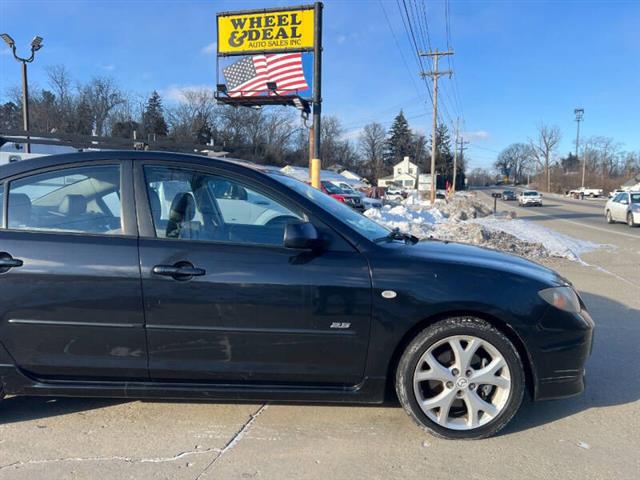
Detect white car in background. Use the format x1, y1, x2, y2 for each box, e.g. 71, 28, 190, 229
605, 191, 640, 227
518, 190, 543, 207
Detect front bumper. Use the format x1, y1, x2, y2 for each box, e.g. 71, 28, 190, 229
532, 307, 594, 401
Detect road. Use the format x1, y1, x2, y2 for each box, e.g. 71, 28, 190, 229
0, 192, 638, 480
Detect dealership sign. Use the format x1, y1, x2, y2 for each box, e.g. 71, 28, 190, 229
217, 6, 315, 55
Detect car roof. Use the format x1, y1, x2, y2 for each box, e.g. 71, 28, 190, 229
0, 150, 270, 180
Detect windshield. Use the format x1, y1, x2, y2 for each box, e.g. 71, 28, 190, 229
524, 191, 539, 196
339, 183, 357, 194
271, 174, 389, 241
321, 181, 343, 194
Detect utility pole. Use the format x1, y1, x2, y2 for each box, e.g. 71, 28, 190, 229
310, 2, 323, 189
420, 49, 453, 203
575, 108, 585, 188
453, 135, 471, 190
452, 117, 459, 194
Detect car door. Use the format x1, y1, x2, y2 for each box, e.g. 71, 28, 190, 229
0, 161, 147, 379
611, 193, 626, 220
135, 162, 372, 386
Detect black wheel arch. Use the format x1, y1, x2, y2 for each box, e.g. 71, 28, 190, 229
384, 310, 537, 401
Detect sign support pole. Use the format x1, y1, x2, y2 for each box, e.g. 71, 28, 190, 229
310, 1, 323, 188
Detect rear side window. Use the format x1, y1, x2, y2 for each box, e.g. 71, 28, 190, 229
8, 165, 122, 235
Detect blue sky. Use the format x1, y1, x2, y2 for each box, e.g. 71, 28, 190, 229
1, 0, 639, 169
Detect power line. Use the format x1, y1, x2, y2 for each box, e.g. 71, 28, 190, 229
444, 0, 465, 121
396, 0, 437, 117
378, 1, 429, 114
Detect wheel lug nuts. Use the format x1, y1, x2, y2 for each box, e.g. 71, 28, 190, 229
465, 370, 473, 377
446, 381, 454, 389
451, 368, 459, 376
469, 383, 476, 390
456, 390, 463, 397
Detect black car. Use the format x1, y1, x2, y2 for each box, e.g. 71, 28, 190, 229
0, 152, 593, 439
502, 190, 517, 201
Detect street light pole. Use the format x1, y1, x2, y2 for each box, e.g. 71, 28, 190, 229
1, 33, 44, 154
574, 108, 585, 188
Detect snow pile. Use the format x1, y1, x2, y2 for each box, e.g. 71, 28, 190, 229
473, 217, 599, 261
365, 205, 443, 237
364, 192, 600, 261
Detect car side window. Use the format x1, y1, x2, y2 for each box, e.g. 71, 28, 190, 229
143, 166, 303, 246
7, 165, 122, 235
613, 193, 625, 203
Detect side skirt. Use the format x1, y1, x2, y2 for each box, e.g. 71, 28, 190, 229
0, 366, 386, 404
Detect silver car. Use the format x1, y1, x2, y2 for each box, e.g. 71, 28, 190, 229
605, 191, 640, 227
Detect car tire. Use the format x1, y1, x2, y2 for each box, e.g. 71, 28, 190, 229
606, 210, 614, 224
628, 212, 637, 228
395, 317, 525, 440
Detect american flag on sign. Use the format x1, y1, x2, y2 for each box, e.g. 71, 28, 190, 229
223, 53, 309, 98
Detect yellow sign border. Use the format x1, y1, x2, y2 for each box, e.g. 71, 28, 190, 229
217, 5, 315, 56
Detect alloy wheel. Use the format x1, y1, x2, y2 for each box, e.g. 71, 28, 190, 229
412, 335, 511, 431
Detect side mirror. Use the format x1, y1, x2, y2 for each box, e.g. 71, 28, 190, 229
284, 222, 319, 250
539, 193, 543, 197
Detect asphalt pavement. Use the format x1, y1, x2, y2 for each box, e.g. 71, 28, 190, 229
0, 190, 638, 480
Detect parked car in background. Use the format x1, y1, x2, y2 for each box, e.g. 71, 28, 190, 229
502, 190, 517, 201
320, 181, 364, 212
605, 191, 640, 227
518, 190, 543, 207
385, 185, 407, 201
568, 187, 603, 199
327, 180, 380, 210
0, 151, 594, 440
608, 189, 625, 199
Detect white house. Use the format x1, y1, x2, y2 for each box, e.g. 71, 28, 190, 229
377, 156, 419, 188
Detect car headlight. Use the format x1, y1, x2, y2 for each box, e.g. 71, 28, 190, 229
538, 286, 581, 313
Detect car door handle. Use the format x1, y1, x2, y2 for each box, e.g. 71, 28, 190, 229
0, 253, 23, 270
152, 264, 206, 278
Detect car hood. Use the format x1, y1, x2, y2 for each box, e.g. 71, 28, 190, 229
384, 239, 566, 286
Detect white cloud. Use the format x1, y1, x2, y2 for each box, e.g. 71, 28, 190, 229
336, 35, 347, 44
201, 42, 217, 55
99, 63, 115, 71
462, 130, 490, 141
162, 84, 216, 103
342, 127, 364, 141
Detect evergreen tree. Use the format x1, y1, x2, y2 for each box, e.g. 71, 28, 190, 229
0, 102, 20, 131
428, 123, 454, 177
142, 91, 168, 138
112, 119, 140, 139
384, 110, 413, 170
67, 98, 94, 135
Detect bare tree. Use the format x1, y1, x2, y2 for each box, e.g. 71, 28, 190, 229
495, 143, 535, 183
81, 76, 125, 135
530, 123, 561, 192
166, 88, 217, 143
46, 65, 73, 128
358, 122, 386, 181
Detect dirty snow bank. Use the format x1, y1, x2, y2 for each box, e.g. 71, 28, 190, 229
365, 193, 600, 261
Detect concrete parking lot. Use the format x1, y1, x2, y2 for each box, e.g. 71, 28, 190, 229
0, 193, 638, 480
